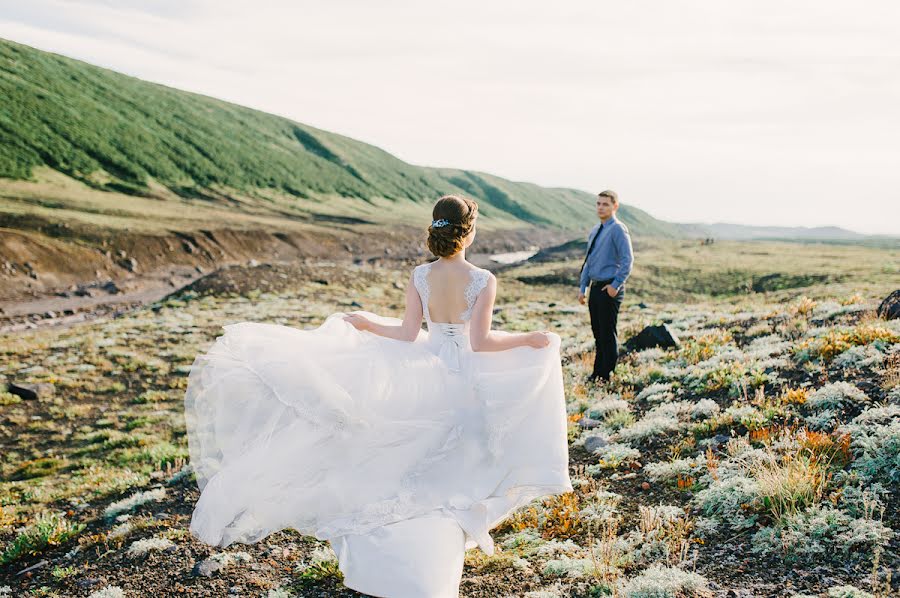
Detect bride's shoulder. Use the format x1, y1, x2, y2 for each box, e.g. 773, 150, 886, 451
410, 261, 433, 285
470, 266, 495, 286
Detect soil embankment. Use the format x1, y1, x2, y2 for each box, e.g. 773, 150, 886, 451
0, 219, 572, 332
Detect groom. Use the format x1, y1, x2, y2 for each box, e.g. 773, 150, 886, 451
577, 190, 634, 383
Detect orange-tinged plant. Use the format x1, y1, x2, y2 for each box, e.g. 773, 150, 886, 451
681, 330, 733, 365
704, 447, 719, 481
792, 296, 817, 317
841, 293, 863, 306
798, 429, 851, 469
542, 492, 583, 539
749, 427, 775, 444
797, 324, 900, 362
780, 387, 809, 405
676, 475, 695, 490
504, 506, 540, 533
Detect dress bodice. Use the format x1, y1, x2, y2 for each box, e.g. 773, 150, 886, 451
412, 262, 492, 372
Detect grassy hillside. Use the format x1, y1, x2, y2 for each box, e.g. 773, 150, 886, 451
0, 38, 679, 236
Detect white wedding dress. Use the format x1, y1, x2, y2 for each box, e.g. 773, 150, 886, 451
184, 261, 573, 597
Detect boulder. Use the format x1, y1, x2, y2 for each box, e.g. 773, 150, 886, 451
624, 324, 680, 352
877, 290, 900, 320
101, 280, 122, 294
583, 434, 609, 453
8, 381, 55, 401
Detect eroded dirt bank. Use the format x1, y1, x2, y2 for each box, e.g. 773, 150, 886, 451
0, 220, 572, 332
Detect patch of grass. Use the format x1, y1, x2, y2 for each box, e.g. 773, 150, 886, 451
751, 450, 829, 523
0, 511, 85, 566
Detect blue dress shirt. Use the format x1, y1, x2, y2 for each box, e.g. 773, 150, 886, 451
578, 216, 634, 294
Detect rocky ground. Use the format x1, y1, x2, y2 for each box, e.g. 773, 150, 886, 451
1, 249, 898, 597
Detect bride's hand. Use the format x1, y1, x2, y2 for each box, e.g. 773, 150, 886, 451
343, 313, 371, 331
525, 331, 551, 349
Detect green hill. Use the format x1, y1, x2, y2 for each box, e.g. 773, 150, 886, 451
0, 38, 679, 236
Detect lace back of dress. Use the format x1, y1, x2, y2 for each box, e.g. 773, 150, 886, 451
413, 263, 490, 325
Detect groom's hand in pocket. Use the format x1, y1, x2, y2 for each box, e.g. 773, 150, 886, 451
601, 284, 619, 298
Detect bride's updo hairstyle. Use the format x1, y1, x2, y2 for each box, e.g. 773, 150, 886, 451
426, 195, 479, 258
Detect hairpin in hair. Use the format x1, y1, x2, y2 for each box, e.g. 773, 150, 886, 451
431, 219, 450, 228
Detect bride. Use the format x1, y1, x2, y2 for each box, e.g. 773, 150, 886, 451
184, 194, 573, 597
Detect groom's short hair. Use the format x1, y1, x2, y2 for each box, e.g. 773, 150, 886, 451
598, 190, 618, 205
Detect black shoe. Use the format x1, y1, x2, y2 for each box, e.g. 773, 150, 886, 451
587, 374, 608, 384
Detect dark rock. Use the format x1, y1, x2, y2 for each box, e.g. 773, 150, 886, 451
349, 301, 362, 308
120, 257, 139, 272
709, 434, 731, 450
8, 381, 55, 401
101, 280, 122, 294
877, 289, 900, 320
624, 324, 680, 351
637, 302, 648, 309
76, 578, 104, 589
584, 434, 609, 453
314, 279, 329, 285
578, 417, 603, 430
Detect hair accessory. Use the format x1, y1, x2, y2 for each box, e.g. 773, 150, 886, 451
431, 219, 450, 228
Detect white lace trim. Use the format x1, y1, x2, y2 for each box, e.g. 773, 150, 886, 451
413, 262, 490, 324
413, 263, 432, 322
461, 269, 491, 322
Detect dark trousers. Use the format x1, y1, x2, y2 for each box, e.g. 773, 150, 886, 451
588, 279, 624, 380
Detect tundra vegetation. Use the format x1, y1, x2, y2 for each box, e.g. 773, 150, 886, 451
1, 239, 899, 597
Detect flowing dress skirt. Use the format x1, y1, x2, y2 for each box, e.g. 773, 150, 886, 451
184, 312, 572, 596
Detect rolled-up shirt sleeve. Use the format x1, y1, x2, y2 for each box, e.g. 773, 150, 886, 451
611, 227, 634, 291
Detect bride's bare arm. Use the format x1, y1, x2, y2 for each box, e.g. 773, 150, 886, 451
469, 274, 550, 352
343, 273, 422, 342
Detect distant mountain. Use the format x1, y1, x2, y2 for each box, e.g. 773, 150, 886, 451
678, 223, 866, 240
0, 38, 683, 237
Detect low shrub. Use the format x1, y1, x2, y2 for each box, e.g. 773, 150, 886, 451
618, 565, 713, 597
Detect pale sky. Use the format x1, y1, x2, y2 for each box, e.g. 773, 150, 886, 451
2, 0, 899, 234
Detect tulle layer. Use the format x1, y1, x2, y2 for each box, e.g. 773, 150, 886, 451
184, 312, 572, 553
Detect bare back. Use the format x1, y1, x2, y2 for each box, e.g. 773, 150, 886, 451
413, 260, 491, 325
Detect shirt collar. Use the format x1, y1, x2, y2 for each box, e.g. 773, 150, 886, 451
600, 215, 617, 228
